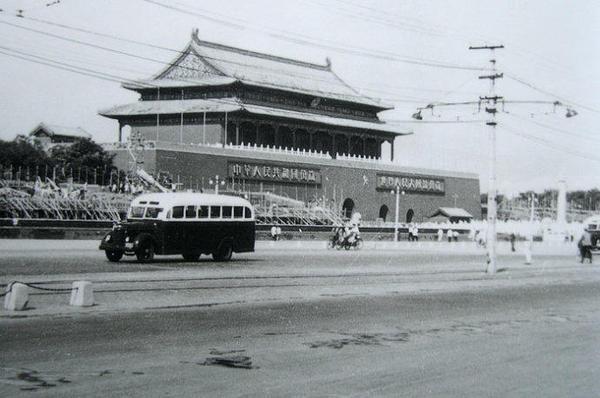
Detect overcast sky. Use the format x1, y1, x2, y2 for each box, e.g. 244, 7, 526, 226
0, 0, 598, 194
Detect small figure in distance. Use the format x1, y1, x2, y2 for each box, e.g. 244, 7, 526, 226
578, 229, 593, 264
510, 232, 516, 252
270, 225, 277, 241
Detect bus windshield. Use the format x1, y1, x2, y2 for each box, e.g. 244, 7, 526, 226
130, 206, 145, 218
145, 207, 163, 219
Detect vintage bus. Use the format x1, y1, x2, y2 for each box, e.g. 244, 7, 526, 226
99, 192, 255, 262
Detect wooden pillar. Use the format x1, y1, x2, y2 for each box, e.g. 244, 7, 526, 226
235, 122, 239, 145
331, 133, 336, 157
308, 129, 314, 151
362, 136, 367, 157
390, 138, 395, 162
255, 123, 260, 146
118, 122, 123, 143
273, 123, 279, 147
347, 134, 351, 155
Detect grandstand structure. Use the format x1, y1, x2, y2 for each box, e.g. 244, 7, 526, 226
0, 180, 130, 221
100, 31, 482, 224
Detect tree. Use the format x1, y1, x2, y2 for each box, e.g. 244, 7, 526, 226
49, 138, 116, 184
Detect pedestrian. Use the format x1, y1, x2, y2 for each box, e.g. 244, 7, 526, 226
510, 233, 516, 252
270, 225, 277, 241
578, 229, 593, 264
437, 228, 443, 242
276, 225, 282, 241
408, 224, 414, 242
413, 225, 419, 241
447, 228, 453, 243
453, 230, 459, 242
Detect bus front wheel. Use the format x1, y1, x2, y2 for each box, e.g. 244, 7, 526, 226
105, 250, 123, 262
212, 241, 233, 262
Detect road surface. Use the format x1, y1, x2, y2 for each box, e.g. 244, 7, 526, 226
0, 239, 598, 396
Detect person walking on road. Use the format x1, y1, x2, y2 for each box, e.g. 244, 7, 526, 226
510, 233, 516, 252
578, 229, 593, 264
447, 228, 453, 243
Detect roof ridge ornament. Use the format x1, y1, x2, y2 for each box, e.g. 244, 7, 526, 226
192, 28, 199, 40
325, 57, 332, 70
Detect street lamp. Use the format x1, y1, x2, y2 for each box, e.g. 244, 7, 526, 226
391, 186, 405, 242
209, 175, 226, 195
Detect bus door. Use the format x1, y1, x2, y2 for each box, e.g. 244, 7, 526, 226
164, 205, 186, 253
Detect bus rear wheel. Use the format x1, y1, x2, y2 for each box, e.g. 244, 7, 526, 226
105, 250, 123, 262
212, 241, 233, 262
136, 241, 155, 263
182, 252, 200, 262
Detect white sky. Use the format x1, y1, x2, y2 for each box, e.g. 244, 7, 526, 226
0, 0, 598, 194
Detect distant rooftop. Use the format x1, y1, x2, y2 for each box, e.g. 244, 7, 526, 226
29, 122, 91, 139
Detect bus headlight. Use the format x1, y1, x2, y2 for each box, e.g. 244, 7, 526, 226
104, 234, 111, 242
125, 236, 130, 243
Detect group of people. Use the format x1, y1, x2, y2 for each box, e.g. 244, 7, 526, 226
407, 224, 419, 241
331, 223, 361, 248
110, 179, 145, 195
270, 225, 282, 241
438, 228, 459, 242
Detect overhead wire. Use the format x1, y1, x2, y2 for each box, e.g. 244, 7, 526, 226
506, 113, 599, 143
502, 123, 600, 163
139, 0, 485, 71
0, 16, 478, 107
505, 72, 600, 114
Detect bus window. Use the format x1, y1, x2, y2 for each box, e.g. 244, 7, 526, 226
198, 206, 209, 219
172, 206, 184, 219
222, 206, 233, 218
210, 206, 221, 219
244, 207, 252, 219
185, 206, 197, 218
145, 207, 163, 219
234, 206, 243, 218
130, 206, 145, 218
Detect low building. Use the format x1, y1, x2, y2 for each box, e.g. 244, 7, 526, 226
29, 122, 91, 150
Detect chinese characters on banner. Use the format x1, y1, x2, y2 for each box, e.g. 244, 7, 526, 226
377, 174, 445, 194
228, 162, 322, 184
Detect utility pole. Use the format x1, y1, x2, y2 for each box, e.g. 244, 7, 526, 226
469, 44, 504, 274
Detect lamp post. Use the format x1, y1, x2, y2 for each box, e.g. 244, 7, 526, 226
392, 186, 405, 242
209, 175, 226, 195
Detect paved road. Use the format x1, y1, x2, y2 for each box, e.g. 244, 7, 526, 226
1, 239, 598, 396
0, 239, 580, 277
1, 281, 599, 397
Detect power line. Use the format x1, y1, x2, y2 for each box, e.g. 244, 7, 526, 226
0, 19, 386, 103
0, 49, 126, 84
139, 0, 485, 72
505, 72, 600, 114
506, 113, 599, 143
9, 15, 468, 99
1, 17, 479, 106
502, 124, 600, 163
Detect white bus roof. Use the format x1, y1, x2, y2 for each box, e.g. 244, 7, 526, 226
131, 192, 253, 208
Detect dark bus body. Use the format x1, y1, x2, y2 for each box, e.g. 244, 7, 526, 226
100, 193, 255, 262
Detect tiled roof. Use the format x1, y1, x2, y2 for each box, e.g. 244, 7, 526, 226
29, 122, 91, 139
99, 99, 410, 136
123, 32, 390, 109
